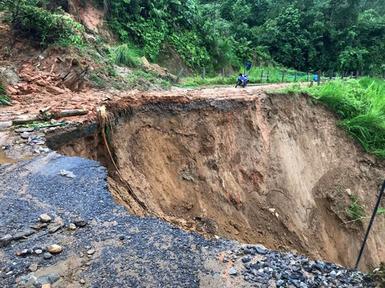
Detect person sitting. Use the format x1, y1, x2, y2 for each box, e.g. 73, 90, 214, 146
236, 74, 248, 88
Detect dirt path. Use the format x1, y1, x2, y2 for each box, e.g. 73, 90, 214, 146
0, 84, 289, 124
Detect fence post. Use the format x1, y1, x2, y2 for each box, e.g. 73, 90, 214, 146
282, 71, 285, 82
266, 71, 270, 82
317, 71, 321, 85
307, 72, 309, 82
176, 68, 185, 82
202, 67, 206, 79
294, 73, 297, 82
260, 70, 264, 82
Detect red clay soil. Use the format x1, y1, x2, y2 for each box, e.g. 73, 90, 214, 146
0, 83, 288, 124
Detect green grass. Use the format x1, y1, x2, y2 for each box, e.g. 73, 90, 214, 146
0, 83, 11, 105
286, 77, 385, 158
127, 70, 171, 90
111, 44, 142, 68
180, 76, 235, 87
179, 66, 308, 87
346, 195, 365, 222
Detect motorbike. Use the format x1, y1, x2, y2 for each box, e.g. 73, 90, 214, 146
235, 75, 249, 88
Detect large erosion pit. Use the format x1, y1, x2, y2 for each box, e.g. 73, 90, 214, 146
47, 93, 385, 271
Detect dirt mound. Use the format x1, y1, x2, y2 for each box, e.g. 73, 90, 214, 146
51, 91, 385, 271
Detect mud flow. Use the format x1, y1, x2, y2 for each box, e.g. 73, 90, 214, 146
47, 94, 385, 271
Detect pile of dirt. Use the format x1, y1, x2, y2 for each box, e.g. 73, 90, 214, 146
52, 91, 385, 271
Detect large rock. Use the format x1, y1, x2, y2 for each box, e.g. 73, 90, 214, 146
0, 67, 20, 85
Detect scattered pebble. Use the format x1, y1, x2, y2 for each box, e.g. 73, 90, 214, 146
29, 263, 38, 272
74, 218, 87, 228
48, 223, 63, 234
0, 234, 13, 248
59, 170, 76, 178
39, 214, 52, 223
16, 249, 32, 257
79, 279, 86, 284
47, 244, 63, 254
87, 249, 95, 256
20, 132, 31, 139
229, 267, 238, 276
43, 252, 53, 259
68, 223, 77, 230
31, 222, 48, 230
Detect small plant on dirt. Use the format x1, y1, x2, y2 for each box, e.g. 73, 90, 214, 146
376, 207, 385, 216
0, 83, 11, 106
111, 44, 142, 68
371, 263, 385, 287
346, 195, 365, 222
89, 72, 107, 89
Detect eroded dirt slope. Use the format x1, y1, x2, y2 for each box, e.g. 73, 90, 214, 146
56, 91, 385, 271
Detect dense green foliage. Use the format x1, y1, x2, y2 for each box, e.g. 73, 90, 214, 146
289, 78, 385, 157
1, 0, 384, 75
97, 0, 385, 74
111, 44, 142, 67
1, 0, 84, 46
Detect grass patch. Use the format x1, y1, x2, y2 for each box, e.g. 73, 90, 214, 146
179, 66, 308, 87
0, 83, 11, 105
111, 44, 142, 68
346, 195, 365, 222
127, 70, 171, 90
286, 77, 385, 158
180, 76, 234, 88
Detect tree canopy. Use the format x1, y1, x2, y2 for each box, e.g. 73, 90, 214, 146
2, 0, 385, 74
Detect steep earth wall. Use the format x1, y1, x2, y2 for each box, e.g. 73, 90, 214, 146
53, 94, 385, 271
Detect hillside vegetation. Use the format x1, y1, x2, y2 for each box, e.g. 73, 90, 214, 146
288, 78, 385, 157
1, 0, 384, 76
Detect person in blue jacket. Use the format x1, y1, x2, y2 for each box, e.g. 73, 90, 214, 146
236, 73, 248, 88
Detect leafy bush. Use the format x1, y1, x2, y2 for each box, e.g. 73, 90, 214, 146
5, 1, 84, 46
0, 83, 11, 105
169, 32, 211, 69
111, 44, 142, 67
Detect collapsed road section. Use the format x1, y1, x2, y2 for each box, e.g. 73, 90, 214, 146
45, 91, 385, 272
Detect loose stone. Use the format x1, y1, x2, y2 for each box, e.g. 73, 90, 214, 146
39, 214, 52, 223
47, 244, 63, 254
